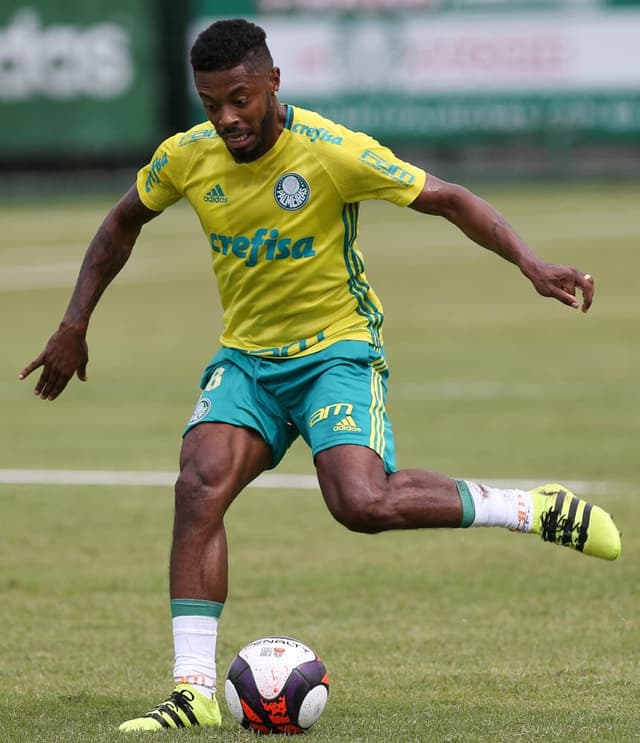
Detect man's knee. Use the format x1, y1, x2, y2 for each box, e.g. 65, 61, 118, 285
175, 423, 271, 523
316, 446, 391, 533
325, 486, 389, 534
174, 460, 227, 524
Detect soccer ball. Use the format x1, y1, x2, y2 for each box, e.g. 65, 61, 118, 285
224, 636, 329, 734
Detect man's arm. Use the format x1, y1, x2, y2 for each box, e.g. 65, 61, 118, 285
19, 185, 160, 400
409, 175, 594, 312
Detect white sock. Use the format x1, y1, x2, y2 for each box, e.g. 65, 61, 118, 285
464, 480, 534, 532
172, 615, 218, 698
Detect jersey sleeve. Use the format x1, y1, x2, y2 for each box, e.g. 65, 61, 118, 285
328, 128, 426, 206
136, 135, 184, 212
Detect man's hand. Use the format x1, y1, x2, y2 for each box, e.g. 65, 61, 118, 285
18, 186, 159, 401
409, 178, 595, 314
522, 260, 594, 313
19, 323, 89, 400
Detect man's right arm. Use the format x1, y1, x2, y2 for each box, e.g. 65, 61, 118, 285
19, 185, 160, 400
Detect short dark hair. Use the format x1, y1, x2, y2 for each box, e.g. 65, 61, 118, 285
190, 18, 273, 73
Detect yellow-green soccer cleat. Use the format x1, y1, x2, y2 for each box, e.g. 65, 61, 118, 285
119, 683, 222, 732
530, 483, 621, 560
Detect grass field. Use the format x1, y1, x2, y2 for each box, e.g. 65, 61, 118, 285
1, 182, 639, 741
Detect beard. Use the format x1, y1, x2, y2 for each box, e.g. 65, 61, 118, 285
226, 93, 277, 164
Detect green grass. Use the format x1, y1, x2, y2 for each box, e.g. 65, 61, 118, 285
1, 183, 639, 741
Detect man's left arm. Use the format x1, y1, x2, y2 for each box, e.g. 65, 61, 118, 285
409, 175, 594, 313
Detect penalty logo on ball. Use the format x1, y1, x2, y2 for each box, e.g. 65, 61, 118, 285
225, 636, 329, 735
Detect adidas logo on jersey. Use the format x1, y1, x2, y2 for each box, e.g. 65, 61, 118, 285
204, 184, 228, 203
333, 416, 362, 432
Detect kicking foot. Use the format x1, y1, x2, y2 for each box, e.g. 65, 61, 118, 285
530, 483, 621, 560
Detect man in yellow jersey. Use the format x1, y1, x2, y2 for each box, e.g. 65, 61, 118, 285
20, 18, 620, 733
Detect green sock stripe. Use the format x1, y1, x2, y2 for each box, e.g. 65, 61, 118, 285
170, 599, 224, 619
455, 479, 476, 528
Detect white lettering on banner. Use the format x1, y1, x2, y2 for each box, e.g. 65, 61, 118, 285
0, 9, 134, 101
406, 34, 571, 77
258, 12, 640, 95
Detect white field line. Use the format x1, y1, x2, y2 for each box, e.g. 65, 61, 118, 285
0, 468, 318, 490
0, 260, 156, 292
0, 469, 612, 496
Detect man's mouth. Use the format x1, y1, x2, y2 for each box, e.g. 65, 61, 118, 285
223, 130, 253, 149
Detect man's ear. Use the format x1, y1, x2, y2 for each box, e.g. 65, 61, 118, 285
269, 66, 281, 95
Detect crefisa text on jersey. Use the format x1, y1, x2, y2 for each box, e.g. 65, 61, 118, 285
209, 227, 316, 268
291, 123, 343, 145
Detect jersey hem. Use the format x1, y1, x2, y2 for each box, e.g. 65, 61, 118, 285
219, 330, 378, 359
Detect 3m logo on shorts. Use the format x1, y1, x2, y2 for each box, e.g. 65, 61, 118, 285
309, 402, 356, 428
333, 415, 361, 432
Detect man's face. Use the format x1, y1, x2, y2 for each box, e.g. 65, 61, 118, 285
194, 64, 281, 163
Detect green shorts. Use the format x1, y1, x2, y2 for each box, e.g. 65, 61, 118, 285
184, 340, 397, 473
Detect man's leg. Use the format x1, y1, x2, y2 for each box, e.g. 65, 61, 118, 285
315, 445, 621, 560
170, 422, 271, 603
120, 423, 272, 733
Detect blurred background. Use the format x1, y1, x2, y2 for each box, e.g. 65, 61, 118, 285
2, 0, 640, 195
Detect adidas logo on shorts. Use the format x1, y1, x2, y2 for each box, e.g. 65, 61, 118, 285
333, 416, 361, 432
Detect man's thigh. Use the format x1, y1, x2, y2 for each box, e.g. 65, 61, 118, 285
293, 351, 397, 473
184, 355, 297, 468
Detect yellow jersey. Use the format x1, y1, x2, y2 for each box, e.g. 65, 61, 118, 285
136, 105, 426, 357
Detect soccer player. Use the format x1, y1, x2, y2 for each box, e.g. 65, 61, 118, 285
19, 18, 621, 733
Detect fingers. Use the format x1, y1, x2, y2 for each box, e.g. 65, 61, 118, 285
562, 271, 594, 312
578, 272, 595, 313
19, 352, 87, 400
76, 362, 88, 382
35, 370, 72, 401
19, 327, 89, 400
556, 288, 581, 309
18, 353, 54, 398
18, 354, 45, 381
546, 268, 594, 312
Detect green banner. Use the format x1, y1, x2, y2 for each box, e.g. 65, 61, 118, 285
0, 2, 161, 156
293, 93, 640, 143
200, 0, 640, 11
188, 4, 640, 144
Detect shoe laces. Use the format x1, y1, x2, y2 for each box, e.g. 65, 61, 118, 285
540, 504, 585, 549
147, 688, 197, 722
